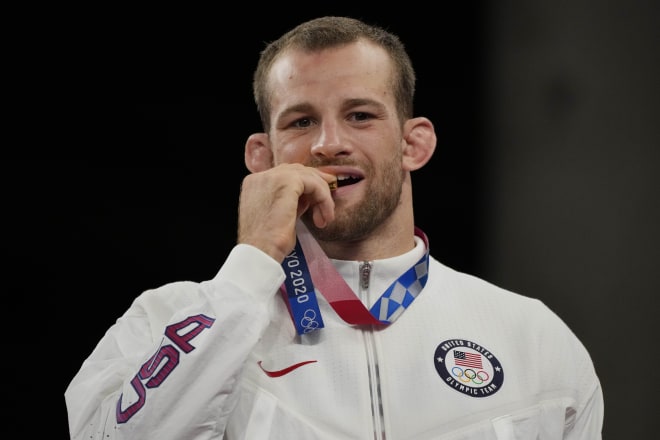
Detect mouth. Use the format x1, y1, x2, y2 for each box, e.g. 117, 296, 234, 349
335, 174, 363, 188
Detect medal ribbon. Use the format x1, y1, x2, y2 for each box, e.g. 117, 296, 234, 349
281, 238, 326, 334
281, 220, 430, 334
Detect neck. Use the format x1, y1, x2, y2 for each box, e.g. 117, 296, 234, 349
316, 218, 417, 261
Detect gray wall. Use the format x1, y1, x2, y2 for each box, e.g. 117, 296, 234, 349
481, 2, 659, 437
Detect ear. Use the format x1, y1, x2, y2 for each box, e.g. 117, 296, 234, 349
244, 133, 273, 173
401, 117, 437, 171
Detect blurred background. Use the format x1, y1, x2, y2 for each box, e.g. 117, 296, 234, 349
6, 2, 658, 438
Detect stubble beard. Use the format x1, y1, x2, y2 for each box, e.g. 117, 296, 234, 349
303, 153, 404, 243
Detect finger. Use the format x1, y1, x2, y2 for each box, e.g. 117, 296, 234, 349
300, 171, 336, 228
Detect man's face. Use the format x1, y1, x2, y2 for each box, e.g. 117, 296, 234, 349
266, 40, 406, 242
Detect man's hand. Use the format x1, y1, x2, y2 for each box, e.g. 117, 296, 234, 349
237, 163, 336, 262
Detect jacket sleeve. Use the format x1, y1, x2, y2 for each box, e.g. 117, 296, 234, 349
538, 301, 605, 440
565, 380, 604, 440
542, 303, 605, 440
65, 244, 286, 440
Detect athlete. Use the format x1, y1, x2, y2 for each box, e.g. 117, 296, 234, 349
65, 16, 604, 439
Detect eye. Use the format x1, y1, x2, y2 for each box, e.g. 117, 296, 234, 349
350, 112, 373, 122
292, 118, 314, 128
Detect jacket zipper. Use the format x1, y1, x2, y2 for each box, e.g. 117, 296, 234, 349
359, 261, 386, 439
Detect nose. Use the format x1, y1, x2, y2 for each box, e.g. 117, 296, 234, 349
310, 120, 350, 158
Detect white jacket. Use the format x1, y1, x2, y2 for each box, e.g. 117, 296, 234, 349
65, 235, 603, 439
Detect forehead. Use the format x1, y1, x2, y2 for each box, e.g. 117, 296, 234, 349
267, 40, 394, 105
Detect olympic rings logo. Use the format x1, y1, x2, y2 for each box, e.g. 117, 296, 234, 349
300, 309, 320, 333
451, 366, 490, 385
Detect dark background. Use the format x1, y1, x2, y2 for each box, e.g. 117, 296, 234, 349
6, 2, 658, 438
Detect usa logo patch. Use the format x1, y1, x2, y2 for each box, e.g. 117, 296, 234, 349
434, 339, 504, 397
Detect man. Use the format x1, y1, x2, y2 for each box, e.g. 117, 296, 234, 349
65, 16, 603, 439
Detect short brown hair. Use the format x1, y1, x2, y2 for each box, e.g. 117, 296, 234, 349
253, 16, 416, 133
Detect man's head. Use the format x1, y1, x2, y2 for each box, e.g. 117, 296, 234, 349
244, 16, 436, 252
253, 16, 416, 134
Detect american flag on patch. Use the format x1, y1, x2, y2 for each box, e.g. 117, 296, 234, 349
453, 350, 483, 368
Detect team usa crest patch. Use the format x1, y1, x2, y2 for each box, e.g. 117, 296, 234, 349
434, 339, 504, 397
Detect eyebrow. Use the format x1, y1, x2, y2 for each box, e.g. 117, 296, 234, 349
341, 98, 387, 112
278, 103, 315, 121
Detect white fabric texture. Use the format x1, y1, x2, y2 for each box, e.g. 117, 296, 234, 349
65, 239, 603, 439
